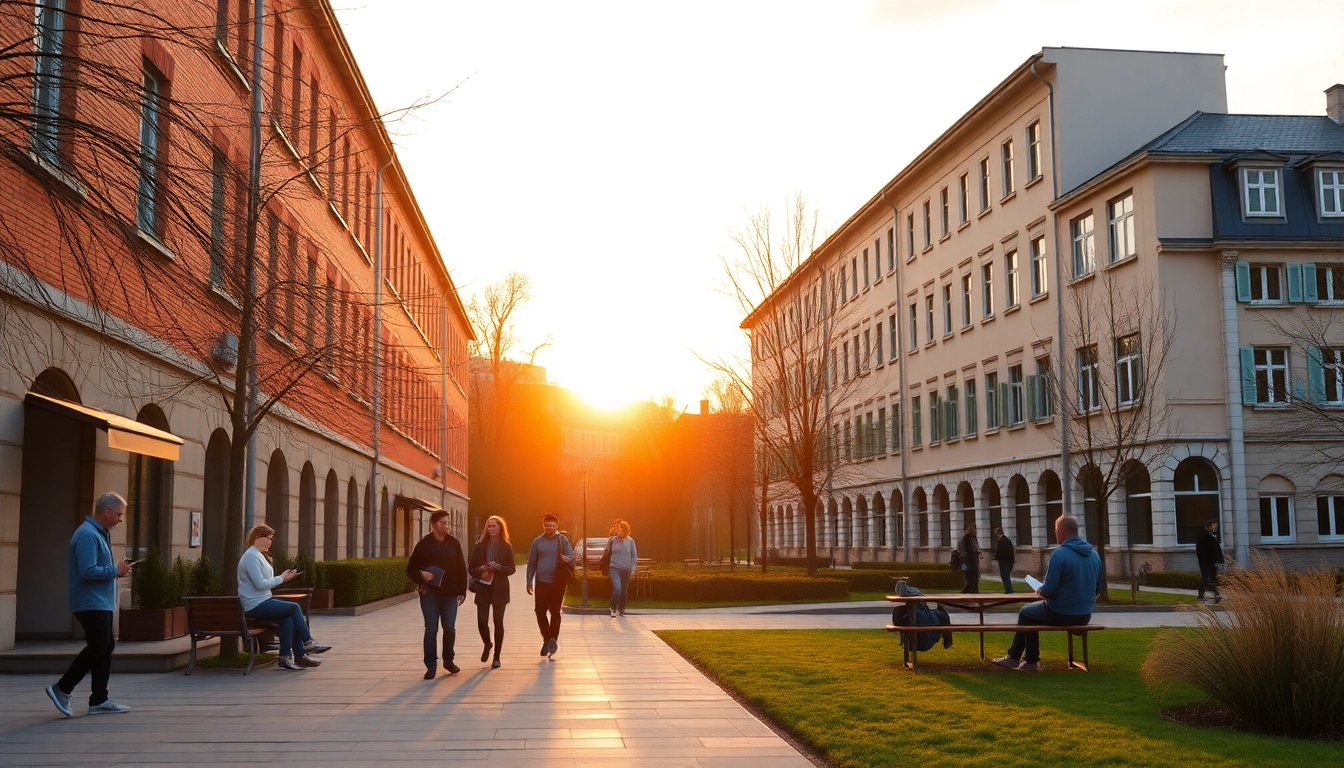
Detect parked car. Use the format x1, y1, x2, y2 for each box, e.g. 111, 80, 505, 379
582, 537, 608, 568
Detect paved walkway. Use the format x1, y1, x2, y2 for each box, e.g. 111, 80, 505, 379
0, 575, 1199, 767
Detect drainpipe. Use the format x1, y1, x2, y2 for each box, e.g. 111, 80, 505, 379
1029, 60, 1072, 519
881, 192, 912, 562
243, 0, 265, 532
1219, 253, 1250, 564
439, 303, 448, 517
820, 267, 835, 560
371, 158, 393, 556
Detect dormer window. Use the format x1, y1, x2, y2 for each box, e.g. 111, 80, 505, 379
1321, 170, 1344, 217
1243, 169, 1281, 217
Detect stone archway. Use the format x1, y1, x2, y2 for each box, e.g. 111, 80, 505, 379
323, 469, 340, 560
346, 477, 361, 559
266, 450, 290, 554
202, 429, 230, 571
126, 404, 174, 564
298, 462, 317, 559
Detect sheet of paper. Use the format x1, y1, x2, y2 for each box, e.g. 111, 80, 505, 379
1025, 574, 1043, 591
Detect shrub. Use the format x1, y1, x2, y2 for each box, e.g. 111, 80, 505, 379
831, 569, 964, 592
271, 549, 295, 574
323, 557, 414, 607
578, 571, 849, 602
1142, 554, 1344, 738
1145, 571, 1200, 590
189, 555, 223, 596
292, 551, 318, 588
131, 548, 184, 609
851, 561, 959, 573
761, 555, 835, 569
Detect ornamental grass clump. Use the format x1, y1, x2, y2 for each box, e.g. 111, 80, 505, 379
1141, 553, 1344, 738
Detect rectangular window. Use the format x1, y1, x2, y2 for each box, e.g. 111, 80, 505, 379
1078, 346, 1100, 412
1116, 333, 1143, 406
874, 240, 881, 282
887, 228, 895, 271
876, 407, 887, 454
888, 313, 897, 359
958, 173, 969, 224
1259, 496, 1293, 541
1001, 139, 1015, 197
945, 385, 959, 439
851, 257, 859, 297
929, 391, 941, 443
981, 262, 994, 318
865, 412, 875, 456
1032, 356, 1054, 419
1005, 250, 1020, 308
209, 151, 227, 288
940, 187, 950, 236
1008, 364, 1025, 426
136, 67, 167, 235
843, 420, 852, 461
906, 213, 915, 259
842, 341, 850, 382
909, 303, 918, 350
840, 266, 847, 303
874, 321, 883, 364
1027, 121, 1042, 181
960, 273, 972, 327
1244, 168, 1281, 217
911, 396, 922, 448
1323, 348, 1344, 404
1071, 213, 1096, 278
925, 295, 935, 343
1316, 264, 1344, 302
1108, 193, 1136, 263
892, 403, 902, 450
1321, 170, 1344, 217
32, 0, 67, 162
863, 329, 871, 371
1030, 235, 1048, 297
863, 249, 870, 288
1318, 495, 1344, 539
965, 379, 978, 435
853, 333, 862, 374
1254, 347, 1291, 404
922, 201, 932, 248
1249, 264, 1284, 303
985, 372, 1000, 430
942, 284, 952, 336
978, 156, 991, 211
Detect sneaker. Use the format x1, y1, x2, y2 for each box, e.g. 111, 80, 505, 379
992, 656, 1022, 670
278, 655, 302, 670
619, 611, 626, 617
45, 684, 71, 718
304, 640, 332, 654
481, 644, 492, 663
88, 700, 131, 715
610, 608, 617, 617
423, 668, 435, 680
540, 640, 550, 657
547, 639, 558, 658
1017, 661, 1041, 672
294, 655, 321, 668
445, 662, 460, 675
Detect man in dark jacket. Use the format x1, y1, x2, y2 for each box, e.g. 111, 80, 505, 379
959, 524, 981, 593
991, 526, 1015, 594
1196, 519, 1225, 603
407, 510, 468, 679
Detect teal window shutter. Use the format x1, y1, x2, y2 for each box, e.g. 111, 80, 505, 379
1304, 264, 1319, 303
1235, 262, 1252, 303
1287, 263, 1304, 303
1240, 347, 1257, 405
1026, 376, 1039, 421
1307, 346, 1325, 403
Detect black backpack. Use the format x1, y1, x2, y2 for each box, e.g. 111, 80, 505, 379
950, 547, 963, 571
893, 601, 953, 651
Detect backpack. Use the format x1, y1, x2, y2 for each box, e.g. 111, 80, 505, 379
893, 600, 953, 651
950, 547, 963, 571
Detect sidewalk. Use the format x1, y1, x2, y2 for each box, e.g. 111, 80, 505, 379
0, 574, 812, 767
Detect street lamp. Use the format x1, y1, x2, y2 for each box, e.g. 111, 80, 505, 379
578, 459, 592, 606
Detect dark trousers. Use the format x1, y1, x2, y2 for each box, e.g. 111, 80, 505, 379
477, 601, 505, 657
419, 593, 458, 669
1007, 601, 1091, 664
961, 562, 980, 593
1198, 563, 1221, 599
533, 580, 564, 640
246, 598, 313, 659
999, 563, 1015, 594
58, 610, 114, 706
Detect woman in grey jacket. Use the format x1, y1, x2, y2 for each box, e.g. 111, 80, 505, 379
606, 520, 638, 617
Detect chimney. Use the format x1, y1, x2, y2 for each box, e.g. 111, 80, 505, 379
1328, 84, 1344, 124
699, 399, 710, 416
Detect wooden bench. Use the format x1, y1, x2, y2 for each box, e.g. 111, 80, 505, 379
183, 596, 267, 675
885, 623, 1106, 672
682, 559, 703, 568
253, 588, 313, 653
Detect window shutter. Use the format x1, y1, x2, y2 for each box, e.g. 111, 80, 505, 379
1307, 346, 1325, 403
1287, 263, 1304, 303
997, 382, 1009, 426
1304, 264, 1319, 303
1239, 347, 1257, 405
1292, 377, 1307, 403
1026, 375, 1039, 421
1134, 351, 1145, 401
1235, 262, 1252, 303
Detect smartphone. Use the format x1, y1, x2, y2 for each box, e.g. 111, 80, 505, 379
127, 558, 145, 566
290, 569, 303, 575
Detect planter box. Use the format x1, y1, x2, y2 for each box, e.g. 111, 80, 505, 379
310, 589, 335, 610
118, 606, 187, 641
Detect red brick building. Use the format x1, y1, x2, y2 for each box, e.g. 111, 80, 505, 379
0, 0, 469, 648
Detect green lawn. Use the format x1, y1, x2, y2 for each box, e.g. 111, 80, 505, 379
657, 628, 1336, 767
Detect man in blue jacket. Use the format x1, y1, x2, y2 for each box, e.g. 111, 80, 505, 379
46, 493, 135, 717
992, 515, 1102, 671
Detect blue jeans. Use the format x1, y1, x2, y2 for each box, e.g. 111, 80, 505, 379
999, 563, 1014, 594
245, 598, 312, 658
1006, 600, 1090, 664
419, 593, 459, 669
609, 569, 633, 613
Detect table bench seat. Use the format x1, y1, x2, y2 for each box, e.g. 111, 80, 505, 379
183, 596, 268, 676
885, 623, 1105, 672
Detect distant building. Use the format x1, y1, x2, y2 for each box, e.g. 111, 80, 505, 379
749, 47, 1344, 574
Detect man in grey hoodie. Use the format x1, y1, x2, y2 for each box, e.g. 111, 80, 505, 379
992, 515, 1102, 671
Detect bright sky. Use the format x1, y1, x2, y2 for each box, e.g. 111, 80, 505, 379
334, 0, 1344, 411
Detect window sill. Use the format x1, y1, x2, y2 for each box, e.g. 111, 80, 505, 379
1248, 301, 1292, 309
907, 347, 918, 356
981, 314, 995, 325
267, 329, 298, 352
274, 121, 304, 165
1004, 303, 1021, 316
942, 332, 955, 341
209, 283, 241, 310
960, 323, 974, 335
133, 227, 175, 260
1000, 191, 1017, 205
1007, 423, 1027, 431
1029, 291, 1049, 305
1025, 174, 1044, 190
984, 427, 1001, 436
924, 341, 937, 350
939, 233, 952, 244
1107, 253, 1139, 270
26, 150, 88, 199
964, 432, 978, 440
1032, 415, 1056, 425
978, 206, 993, 220
321, 371, 340, 386
1251, 403, 1292, 410
214, 40, 251, 94
329, 200, 350, 230
922, 245, 934, 255
957, 220, 972, 233
1070, 271, 1096, 286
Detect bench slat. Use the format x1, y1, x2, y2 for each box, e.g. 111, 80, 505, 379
887, 624, 1105, 632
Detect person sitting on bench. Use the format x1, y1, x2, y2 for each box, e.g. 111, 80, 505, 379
238, 525, 331, 670
992, 515, 1101, 672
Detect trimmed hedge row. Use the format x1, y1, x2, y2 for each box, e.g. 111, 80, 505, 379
851, 560, 957, 573
324, 557, 414, 607
1144, 571, 1200, 590
761, 555, 836, 569
577, 571, 849, 602
832, 569, 965, 592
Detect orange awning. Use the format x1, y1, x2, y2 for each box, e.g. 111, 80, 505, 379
25, 391, 184, 461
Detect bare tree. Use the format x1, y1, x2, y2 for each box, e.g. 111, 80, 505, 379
694, 375, 752, 568
1053, 269, 1179, 599
704, 193, 862, 577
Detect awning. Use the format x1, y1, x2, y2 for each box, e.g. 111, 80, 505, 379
395, 494, 442, 512
24, 391, 185, 461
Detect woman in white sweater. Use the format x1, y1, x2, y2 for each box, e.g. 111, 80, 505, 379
606, 520, 638, 617
238, 525, 330, 670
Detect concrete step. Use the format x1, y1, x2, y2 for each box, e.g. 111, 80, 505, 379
0, 636, 219, 674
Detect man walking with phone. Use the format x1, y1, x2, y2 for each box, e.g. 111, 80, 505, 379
45, 493, 134, 717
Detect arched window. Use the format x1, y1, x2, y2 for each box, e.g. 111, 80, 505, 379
914, 488, 929, 547
1009, 475, 1031, 546
1174, 458, 1220, 544
1123, 462, 1153, 546
127, 405, 173, 563
1040, 471, 1063, 545
982, 479, 1002, 534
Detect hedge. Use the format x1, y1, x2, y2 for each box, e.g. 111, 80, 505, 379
575, 571, 849, 602
830, 569, 965, 592
1144, 571, 1200, 590
851, 560, 959, 573
323, 557, 414, 607
760, 555, 836, 569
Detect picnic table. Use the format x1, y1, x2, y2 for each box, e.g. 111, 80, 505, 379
886, 593, 1038, 660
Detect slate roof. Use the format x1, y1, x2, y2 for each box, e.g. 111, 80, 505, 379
1145, 112, 1344, 155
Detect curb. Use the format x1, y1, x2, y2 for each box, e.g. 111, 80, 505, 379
312, 591, 417, 616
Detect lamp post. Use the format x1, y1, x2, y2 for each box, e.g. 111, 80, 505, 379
579, 459, 592, 606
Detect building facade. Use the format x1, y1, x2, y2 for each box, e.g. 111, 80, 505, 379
0, 0, 470, 649
752, 47, 1344, 575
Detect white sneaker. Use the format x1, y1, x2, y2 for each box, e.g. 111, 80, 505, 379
610, 608, 617, 617
88, 700, 130, 715
45, 684, 71, 717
